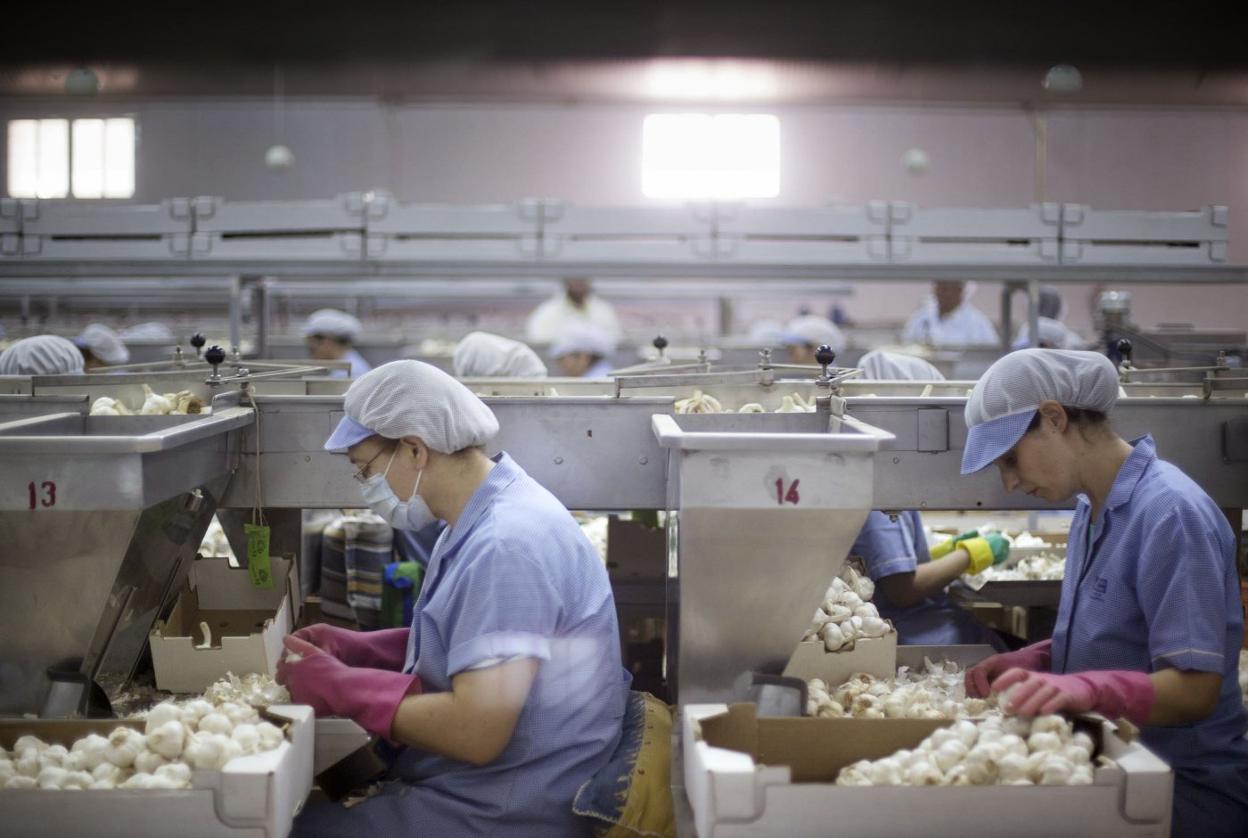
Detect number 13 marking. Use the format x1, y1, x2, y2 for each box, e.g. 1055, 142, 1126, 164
27, 481, 56, 509
775, 478, 800, 505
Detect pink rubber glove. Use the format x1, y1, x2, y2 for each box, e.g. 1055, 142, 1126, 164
992, 668, 1156, 725
965, 640, 1053, 698
291, 623, 409, 671
276, 635, 422, 740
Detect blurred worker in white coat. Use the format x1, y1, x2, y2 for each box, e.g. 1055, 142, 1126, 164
303, 309, 372, 378
1013, 286, 1083, 349
452, 332, 547, 378
525, 278, 621, 345
0, 335, 86, 375
902, 280, 999, 347
550, 323, 615, 377
74, 323, 130, 369
779, 315, 846, 365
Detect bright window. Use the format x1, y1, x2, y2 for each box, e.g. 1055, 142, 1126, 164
7, 117, 135, 199
642, 113, 780, 200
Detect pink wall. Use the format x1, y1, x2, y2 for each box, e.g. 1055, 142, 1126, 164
1, 98, 1244, 333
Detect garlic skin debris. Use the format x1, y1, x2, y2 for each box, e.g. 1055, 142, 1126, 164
835, 714, 1097, 787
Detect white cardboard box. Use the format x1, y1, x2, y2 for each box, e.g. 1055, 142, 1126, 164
150, 555, 297, 693
683, 702, 1172, 837
783, 632, 898, 685
1, 704, 315, 838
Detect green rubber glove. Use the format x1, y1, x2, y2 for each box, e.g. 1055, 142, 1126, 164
959, 533, 1010, 575
930, 529, 978, 560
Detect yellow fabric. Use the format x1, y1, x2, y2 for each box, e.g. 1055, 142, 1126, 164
929, 536, 958, 560
597, 693, 676, 838
960, 536, 995, 575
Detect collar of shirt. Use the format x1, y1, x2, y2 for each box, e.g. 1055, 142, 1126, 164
1076, 434, 1157, 525
435, 451, 522, 560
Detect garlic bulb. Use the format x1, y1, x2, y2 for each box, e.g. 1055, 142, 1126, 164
70, 733, 111, 771
737, 403, 766, 414
144, 703, 183, 735
106, 727, 146, 768
154, 762, 193, 789
0, 759, 15, 784
63, 770, 94, 790
231, 723, 261, 754
820, 622, 846, 652
775, 393, 816, 413
92, 762, 123, 784
133, 750, 167, 775
140, 384, 175, 415
196, 712, 233, 736
179, 699, 216, 727
13, 735, 48, 755
36, 766, 68, 789
6, 776, 38, 790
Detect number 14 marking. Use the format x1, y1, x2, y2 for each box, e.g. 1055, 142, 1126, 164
775, 478, 800, 505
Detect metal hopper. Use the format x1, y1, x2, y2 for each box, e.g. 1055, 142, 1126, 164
652, 408, 893, 703
0, 408, 252, 716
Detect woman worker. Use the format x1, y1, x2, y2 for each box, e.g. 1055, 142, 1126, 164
279, 361, 629, 836
848, 350, 1008, 649
961, 349, 1248, 836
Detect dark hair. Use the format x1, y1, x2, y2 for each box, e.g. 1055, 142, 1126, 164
310, 333, 350, 346
1026, 407, 1109, 433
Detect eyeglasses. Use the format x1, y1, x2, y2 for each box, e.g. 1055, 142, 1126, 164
352, 442, 397, 483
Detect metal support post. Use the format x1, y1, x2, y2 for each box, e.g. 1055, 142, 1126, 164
228, 276, 242, 352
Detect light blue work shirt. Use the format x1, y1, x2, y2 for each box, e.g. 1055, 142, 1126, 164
344, 348, 372, 378
584, 358, 613, 378
294, 453, 628, 837
850, 510, 1006, 649
1050, 436, 1248, 835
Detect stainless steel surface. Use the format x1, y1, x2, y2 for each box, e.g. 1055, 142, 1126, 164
847, 396, 1248, 509
220, 395, 674, 510
0, 394, 90, 418
0, 409, 249, 714
656, 411, 892, 703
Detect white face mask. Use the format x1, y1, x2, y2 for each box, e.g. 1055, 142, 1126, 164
358, 444, 438, 531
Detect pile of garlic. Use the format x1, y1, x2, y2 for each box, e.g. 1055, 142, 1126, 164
674, 391, 817, 414
774, 392, 816, 413
0, 674, 288, 791
675, 390, 723, 414
90, 385, 203, 417
978, 552, 1066, 583
806, 657, 994, 720
803, 565, 891, 652
836, 714, 1097, 787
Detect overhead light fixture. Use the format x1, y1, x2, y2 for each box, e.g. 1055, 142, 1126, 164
1042, 64, 1083, 94
264, 144, 295, 170
64, 66, 99, 96
901, 148, 930, 175
265, 66, 294, 171
644, 59, 777, 101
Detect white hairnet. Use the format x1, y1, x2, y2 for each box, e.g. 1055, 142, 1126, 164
453, 332, 547, 378
337, 360, 499, 454
121, 322, 175, 342
858, 350, 945, 381
780, 315, 846, 353
1013, 317, 1082, 350
550, 323, 615, 359
746, 319, 785, 344
302, 309, 362, 342
74, 323, 130, 365
962, 349, 1118, 474
0, 335, 86, 375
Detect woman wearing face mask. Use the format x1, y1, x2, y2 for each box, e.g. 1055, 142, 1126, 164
279, 361, 630, 837
960, 349, 1248, 837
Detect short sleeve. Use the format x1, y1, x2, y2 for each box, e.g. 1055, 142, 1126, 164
850, 511, 921, 581
1136, 506, 1232, 673
440, 545, 562, 677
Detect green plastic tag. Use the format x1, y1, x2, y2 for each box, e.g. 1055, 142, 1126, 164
244, 523, 274, 589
